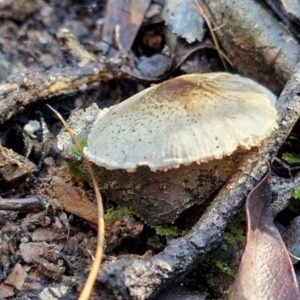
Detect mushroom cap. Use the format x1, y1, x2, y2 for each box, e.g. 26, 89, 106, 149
84, 73, 277, 171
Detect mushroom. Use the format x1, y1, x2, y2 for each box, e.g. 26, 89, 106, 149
59, 73, 277, 225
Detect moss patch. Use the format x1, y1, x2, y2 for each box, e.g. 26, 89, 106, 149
71, 137, 88, 159
65, 162, 91, 181
105, 207, 184, 237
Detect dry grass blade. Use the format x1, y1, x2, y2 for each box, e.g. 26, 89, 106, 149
187, 0, 231, 70
47, 105, 105, 300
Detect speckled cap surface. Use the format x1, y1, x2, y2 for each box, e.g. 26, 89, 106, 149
84, 73, 278, 171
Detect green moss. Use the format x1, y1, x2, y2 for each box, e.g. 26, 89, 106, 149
223, 219, 245, 245
105, 207, 184, 237
215, 260, 235, 278
71, 137, 88, 159
104, 207, 138, 220
282, 152, 300, 164
292, 188, 300, 200
65, 162, 91, 181
154, 225, 184, 237
224, 218, 246, 245
0, 60, 10, 70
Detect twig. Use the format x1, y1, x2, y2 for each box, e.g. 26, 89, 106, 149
47, 105, 105, 300
0, 197, 44, 211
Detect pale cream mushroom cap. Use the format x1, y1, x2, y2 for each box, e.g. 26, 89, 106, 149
84, 73, 278, 171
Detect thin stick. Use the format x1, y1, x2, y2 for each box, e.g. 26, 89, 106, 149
47, 105, 104, 300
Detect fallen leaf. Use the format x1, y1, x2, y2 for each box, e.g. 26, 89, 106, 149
231, 170, 300, 300
102, 0, 151, 53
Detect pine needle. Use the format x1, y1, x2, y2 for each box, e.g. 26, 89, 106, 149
187, 0, 232, 70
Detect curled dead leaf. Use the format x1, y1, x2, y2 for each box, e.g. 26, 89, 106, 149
231, 170, 300, 300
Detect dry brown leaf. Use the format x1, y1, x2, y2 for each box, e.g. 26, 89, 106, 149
231, 171, 300, 300
102, 0, 151, 53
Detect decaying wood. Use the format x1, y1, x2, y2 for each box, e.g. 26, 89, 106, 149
199, 0, 300, 94
90, 63, 300, 299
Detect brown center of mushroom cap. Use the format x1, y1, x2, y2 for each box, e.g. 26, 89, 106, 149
84, 73, 278, 172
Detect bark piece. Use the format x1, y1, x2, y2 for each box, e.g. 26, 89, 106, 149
0, 64, 113, 124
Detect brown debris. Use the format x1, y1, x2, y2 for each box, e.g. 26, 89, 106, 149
20, 242, 61, 263
32, 227, 68, 242
51, 176, 98, 225
105, 215, 144, 253
0, 145, 37, 186
32, 256, 66, 280
0, 0, 45, 21
57, 28, 97, 67
0, 263, 27, 299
